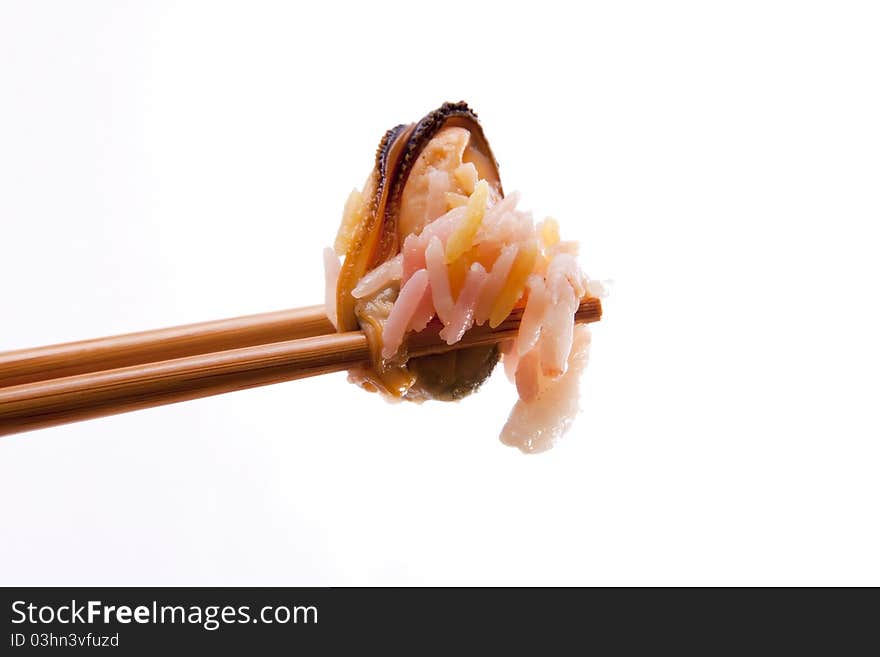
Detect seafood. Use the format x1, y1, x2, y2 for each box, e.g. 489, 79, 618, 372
324, 102, 602, 451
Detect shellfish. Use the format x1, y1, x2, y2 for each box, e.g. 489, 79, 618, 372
332, 102, 505, 401
324, 102, 602, 451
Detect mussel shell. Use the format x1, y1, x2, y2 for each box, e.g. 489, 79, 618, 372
337, 102, 504, 400
371, 101, 503, 271
336, 102, 502, 332
406, 343, 500, 402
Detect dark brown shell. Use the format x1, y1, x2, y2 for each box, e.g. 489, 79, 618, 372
336, 102, 503, 400
336, 102, 502, 332
369, 102, 503, 271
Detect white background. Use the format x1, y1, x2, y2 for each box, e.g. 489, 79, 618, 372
1, 1, 878, 586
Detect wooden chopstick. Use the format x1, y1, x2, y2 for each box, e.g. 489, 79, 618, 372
0, 297, 601, 437
0, 305, 334, 389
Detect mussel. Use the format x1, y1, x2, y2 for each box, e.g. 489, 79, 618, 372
331, 102, 505, 401
325, 102, 603, 452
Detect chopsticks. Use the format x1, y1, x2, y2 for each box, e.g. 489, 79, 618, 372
0, 305, 333, 388
0, 297, 602, 436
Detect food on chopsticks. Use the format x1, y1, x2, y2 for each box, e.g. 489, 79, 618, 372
324, 102, 604, 452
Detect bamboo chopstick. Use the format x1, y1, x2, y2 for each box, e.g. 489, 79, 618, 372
0, 297, 601, 437
0, 305, 333, 389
